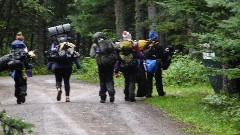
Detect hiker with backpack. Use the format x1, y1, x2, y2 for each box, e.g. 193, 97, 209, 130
135, 39, 150, 97
114, 31, 143, 102
90, 32, 117, 103
9, 32, 35, 104
47, 41, 81, 102
143, 30, 167, 97
46, 24, 81, 102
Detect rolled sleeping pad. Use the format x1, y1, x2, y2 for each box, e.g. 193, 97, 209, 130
48, 23, 71, 36
0, 55, 11, 72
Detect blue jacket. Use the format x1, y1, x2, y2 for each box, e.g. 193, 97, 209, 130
11, 40, 27, 49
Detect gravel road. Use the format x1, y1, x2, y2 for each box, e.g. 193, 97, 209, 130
0, 75, 188, 135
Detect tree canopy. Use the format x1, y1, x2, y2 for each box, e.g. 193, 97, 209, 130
0, 0, 239, 93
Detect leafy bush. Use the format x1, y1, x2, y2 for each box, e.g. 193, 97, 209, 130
0, 109, 34, 135
202, 94, 240, 133
163, 54, 208, 86
73, 57, 99, 83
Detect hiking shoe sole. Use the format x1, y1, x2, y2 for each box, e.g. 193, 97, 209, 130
110, 97, 114, 103
57, 90, 62, 101
100, 100, 106, 103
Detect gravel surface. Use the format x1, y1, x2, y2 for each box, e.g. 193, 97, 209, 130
0, 75, 188, 135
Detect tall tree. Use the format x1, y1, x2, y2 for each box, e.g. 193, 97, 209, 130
135, 0, 145, 40
114, 0, 125, 39
147, 0, 157, 31
34, 0, 47, 65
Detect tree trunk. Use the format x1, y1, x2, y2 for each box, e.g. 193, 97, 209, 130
222, 58, 240, 94
135, 0, 145, 40
187, 17, 195, 55
75, 33, 81, 53
34, 0, 47, 65
148, 0, 157, 31
114, 0, 125, 39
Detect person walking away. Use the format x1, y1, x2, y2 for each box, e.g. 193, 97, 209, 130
9, 31, 35, 104
135, 39, 149, 97
114, 31, 142, 102
48, 42, 80, 102
90, 32, 117, 103
144, 30, 166, 97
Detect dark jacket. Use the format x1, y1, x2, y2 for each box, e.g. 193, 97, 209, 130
48, 59, 80, 70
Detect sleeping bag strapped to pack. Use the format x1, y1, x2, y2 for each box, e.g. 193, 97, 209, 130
45, 42, 80, 63
119, 40, 136, 68
95, 39, 116, 65
137, 40, 149, 51
0, 55, 11, 72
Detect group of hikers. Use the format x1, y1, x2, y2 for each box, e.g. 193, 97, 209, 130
0, 23, 173, 104
90, 30, 173, 103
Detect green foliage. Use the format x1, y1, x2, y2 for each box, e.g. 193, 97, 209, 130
68, 0, 115, 35
163, 54, 208, 86
194, 0, 240, 80
202, 94, 240, 133
73, 57, 99, 83
0, 109, 34, 135
32, 67, 52, 75
145, 85, 238, 135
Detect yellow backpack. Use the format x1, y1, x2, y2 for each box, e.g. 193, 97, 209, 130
137, 40, 148, 51
119, 40, 134, 63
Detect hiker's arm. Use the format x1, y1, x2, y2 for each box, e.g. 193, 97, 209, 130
132, 44, 144, 58
74, 59, 81, 69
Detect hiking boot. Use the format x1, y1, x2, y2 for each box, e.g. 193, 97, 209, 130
20, 92, 27, 103
125, 97, 130, 101
158, 91, 166, 96
17, 98, 22, 104
66, 97, 70, 102
129, 98, 136, 102
100, 99, 106, 103
110, 96, 114, 103
57, 90, 62, 101
21, 96, 26, 103
100, 96, 106, 103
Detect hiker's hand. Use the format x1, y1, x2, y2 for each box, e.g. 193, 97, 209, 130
114, 73, 120, 78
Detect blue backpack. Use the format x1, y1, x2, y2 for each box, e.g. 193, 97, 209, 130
144, 59, 158, 73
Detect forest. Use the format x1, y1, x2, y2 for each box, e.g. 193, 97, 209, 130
0, 0, 239, 93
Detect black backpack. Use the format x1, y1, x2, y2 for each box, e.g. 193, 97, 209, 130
95, 39, 116, 65
162, 48, 173, 70
45, 42, 80, 63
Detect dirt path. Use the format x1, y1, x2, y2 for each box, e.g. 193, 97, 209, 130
0, 75, 188, 135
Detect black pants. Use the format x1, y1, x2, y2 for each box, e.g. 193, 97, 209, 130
54, 67, 72, 96
98, 64, 115, 99
14, 69, 27, 98
146, 64, 164, 96
122, 67, 137, 100
136, 61, 148, 97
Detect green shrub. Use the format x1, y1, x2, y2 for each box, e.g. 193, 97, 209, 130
0, 109, 34, 135
163, 55, 208, 86
202, 94, 240, 134
73, 57, 99, 83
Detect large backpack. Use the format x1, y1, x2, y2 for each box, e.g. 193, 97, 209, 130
10, 40, 28, 60
119, 40, 136, 68
46, 42, 80, 63
0, 55, 11, 72
95, 39, 116, 65
161, 48, 173, 70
